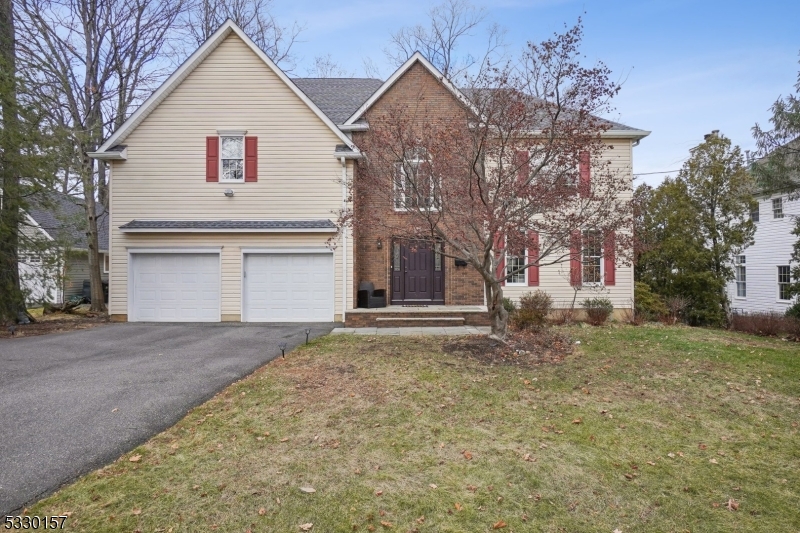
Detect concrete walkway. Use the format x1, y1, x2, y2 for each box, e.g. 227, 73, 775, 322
331, 326, 490, 336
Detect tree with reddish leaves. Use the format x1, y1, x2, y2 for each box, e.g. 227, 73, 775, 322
344, 21, 633, 339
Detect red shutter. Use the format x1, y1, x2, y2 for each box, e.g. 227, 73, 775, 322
528, 231, 539, 286
579, 151, 590, 197
515, 150, 529, 186
206, 137, 219, 182
570, 230, 582, 286
244, 136, 258, 182
604, 231, 616, 286
494, 233, 505, 286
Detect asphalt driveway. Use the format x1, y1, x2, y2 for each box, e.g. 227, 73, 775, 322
0, 322, 334, 514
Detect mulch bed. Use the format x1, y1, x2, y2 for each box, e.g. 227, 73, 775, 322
0, 315, 109, 339
443, 327, 573, 367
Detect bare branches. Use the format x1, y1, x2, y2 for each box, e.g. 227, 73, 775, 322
305, 54, 353, 78
384, 0, 504, 79
349, 20, 630, 337
180, 0, 302, 72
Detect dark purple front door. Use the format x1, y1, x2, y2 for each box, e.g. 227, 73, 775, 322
391, 241, 444, 304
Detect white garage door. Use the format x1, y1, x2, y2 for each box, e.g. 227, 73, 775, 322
243, 253, 334, 322
130, 253, 220, 322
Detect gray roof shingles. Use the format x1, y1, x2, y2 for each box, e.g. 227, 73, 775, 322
119, 220, 336, 230
26, 192, 109, 251
291, 78, 383, 124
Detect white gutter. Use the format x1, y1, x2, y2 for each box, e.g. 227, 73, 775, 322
338, 123, 369, 132
87, 148, 127, 160
340, 156, 348, 323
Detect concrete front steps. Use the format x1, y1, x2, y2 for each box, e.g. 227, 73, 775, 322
345, 305, 491, 328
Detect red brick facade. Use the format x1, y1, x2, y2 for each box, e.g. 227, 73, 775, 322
352, 62, 485, 306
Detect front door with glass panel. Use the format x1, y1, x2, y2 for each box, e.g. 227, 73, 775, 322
391, 240, 444, 304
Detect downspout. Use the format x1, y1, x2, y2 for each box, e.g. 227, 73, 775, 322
340, 156, 347, 323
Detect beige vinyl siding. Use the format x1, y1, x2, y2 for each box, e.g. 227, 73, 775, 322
109, 33, 354, 319
502, 140, 635, 310
64, 251, 109, 299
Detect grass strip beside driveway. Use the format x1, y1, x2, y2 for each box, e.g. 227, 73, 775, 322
29, 325, 800, 532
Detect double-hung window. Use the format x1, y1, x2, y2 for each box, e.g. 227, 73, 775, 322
778, 265, 791, 300
394, 151, 438, 210
750, 204, 759, 222
582, 229, 602, 284
220, 135, 244, 182
735, 255, 746, 297
772, 197, 784, 219
506, 252, 526, 284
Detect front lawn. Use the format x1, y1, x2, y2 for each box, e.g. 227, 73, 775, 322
29, 325, 799, 532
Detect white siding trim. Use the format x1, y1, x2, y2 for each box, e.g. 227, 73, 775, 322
120, 227, 337, 234
128, 247, 224, 253
240, 247, 332, 254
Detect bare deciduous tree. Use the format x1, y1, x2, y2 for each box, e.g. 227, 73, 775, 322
384, 0, 504, 79
182, 0, 301, 72
16, 0, 185, 312
305, 54, 353, 78
346, 22, 631, 339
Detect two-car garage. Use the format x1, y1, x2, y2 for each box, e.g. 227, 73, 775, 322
129, 250, 334, 322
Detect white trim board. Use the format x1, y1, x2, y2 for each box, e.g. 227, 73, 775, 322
120, 227, 337, 234
92, 19, 359, 158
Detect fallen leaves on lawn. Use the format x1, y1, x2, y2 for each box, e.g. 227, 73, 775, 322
492, 520, 507, 529
462, 450, 473, 460
375, 490, 383, 496
298, 523, 313, 531
572, 418, 582, 424
727, 498, 739, 511
131, 508, 141, 515
709, 458, 719, 464
299, 487, 316, 494
454, 502, 463, 511
380, 520, 393, 528
129, 454, 142, 462
429, 484, 438, 489
258, 508, 266, 516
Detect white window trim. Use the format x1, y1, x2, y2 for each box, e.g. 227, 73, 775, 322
505, 248, 527, 286
734, 255, 746, 299
772, 197, 784, 219
394, 155, 439, 212
777, 265, 792, 302
103, 253, 110, 274
581, 229, 604, 286
219, 135, 245, 183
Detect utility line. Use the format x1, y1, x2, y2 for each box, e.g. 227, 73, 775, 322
633, 169, 681, 176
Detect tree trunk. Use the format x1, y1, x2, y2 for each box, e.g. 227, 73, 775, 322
97, 160, 108, 208
486, 279, 508, 340
0, 0, 26, 323
81, 152, 106, 313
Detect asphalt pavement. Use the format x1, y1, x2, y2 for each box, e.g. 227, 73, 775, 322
0, 322, 333, 514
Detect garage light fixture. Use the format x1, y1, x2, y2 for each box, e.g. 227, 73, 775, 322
279, 342, 287, 358
305, 328, 311, 344
223, 188, 235, 197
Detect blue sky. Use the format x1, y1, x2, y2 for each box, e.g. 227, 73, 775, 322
274, 0, 799, 186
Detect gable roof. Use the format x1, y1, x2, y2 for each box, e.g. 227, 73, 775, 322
292, 78, 383, 124
345, 52, 648, 139
343, 52, 480, 125
26, 192, 109, 252
90, 20, 359, 159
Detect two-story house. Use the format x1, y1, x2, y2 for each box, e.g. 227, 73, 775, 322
89, 20, 648, 324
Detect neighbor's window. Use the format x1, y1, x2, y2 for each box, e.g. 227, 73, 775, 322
750, 204, 759, 222
506, 252, 526, 284
772, 197, 784, 219
735, 255, 746, 297
394, 151, 438, 210
778, 265, 791, 300
582, 229, 602, 284
220, 136, 244, 182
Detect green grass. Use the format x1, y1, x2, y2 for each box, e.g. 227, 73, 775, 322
29, 325, 800, 532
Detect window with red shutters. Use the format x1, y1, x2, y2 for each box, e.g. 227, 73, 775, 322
528, 231, 539, 286
579, 151, 590, 197
604, 231, 616, 285
244, 136, 258, 182
570, 230, 582, 286
206, 137, 219, 182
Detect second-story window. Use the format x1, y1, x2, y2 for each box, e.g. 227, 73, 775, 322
394, 151, 438, 210
750, 204, 759, 222
220, 136, 244, 182
772, 197, 784, 219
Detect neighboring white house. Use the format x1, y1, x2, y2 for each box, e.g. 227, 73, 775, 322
726, 193, 797, 313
